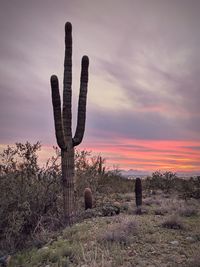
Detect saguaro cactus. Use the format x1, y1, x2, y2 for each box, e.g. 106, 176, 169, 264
135, 177, 142, 214
50, 22, 89, 225
84, 187, 93, 210
98, 156, 105, 175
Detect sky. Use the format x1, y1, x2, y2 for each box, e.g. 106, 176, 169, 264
0, 0, 200, 174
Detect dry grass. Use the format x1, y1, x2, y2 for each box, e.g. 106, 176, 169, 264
98, 217, 138, 245
154, 207, 168, 216
178, 206, 199, 217
161, 215, 185, 230
8, 192, 200, 267
186, 255, 200, 267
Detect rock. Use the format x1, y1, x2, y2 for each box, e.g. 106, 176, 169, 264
186, 236, 195, 242
170, 240, 179, 245
40, 246, 49, 251
135, 260, 147, 267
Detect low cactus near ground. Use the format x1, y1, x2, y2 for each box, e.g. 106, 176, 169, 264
135, 177, 142, 214
84, 188, 93, 210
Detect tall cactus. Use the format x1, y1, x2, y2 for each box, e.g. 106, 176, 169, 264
50, 22, 89, 225
135, 177, 142, 214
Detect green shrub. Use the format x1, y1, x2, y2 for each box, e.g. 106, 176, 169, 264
0, 142, 62, 252
144, 171, 200, 199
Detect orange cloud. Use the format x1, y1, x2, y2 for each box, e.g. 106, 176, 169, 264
1, 139, 199, 174
80, 138, 200, 173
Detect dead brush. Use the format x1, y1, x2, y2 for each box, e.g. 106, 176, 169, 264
154, 207, 168, 216
98, 217, 138, 245
153, 200, 169, 215
186, 255, 200, 267
178, 206, 198, 217
161, 215, 185, 230
143, 197, 161, 206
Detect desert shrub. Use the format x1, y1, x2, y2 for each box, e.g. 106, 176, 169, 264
75, 152, 133, 196
180, 177, 200, 199
76, 203, 121, 222
178, 206, 198, 217
0, 143, 132, 252
143, 197, 162, 206
147, 171, 177, 193
97, 171, 134, 194
101, 203, 120, 216
161, 215, 185, 230
154, 207, 168, 216
144, 171, 200, 199
98, 217, 137, 245
120, 203, 129, 212
77, 208, 103, 221
143, 197, 154, 206
10, 242, 77, 267
186, 255, 200, 267
0, 142, 62, 252
74, 150, 106, 197
150, 171, 164, 191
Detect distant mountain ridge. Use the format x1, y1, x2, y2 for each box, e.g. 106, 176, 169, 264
120, 169, 150, 178
120, 169, 200, 178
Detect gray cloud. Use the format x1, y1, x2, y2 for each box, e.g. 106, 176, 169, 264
87, 106, 189, 141
0, 0, 200, 147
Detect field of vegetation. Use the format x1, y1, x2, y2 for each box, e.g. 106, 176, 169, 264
0, 142, 200, 267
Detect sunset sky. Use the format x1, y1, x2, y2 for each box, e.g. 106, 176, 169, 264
0, 0, 200, 174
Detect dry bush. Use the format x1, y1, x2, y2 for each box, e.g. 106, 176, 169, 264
154, 207, 168, 216
143, 198, 154, 206
145, 171, 177, 193
143, 197, 162, 206
0, 142, 62, 252
98, 217, 138, 245
75, 150, 104, 197
181, 177, 200, 199
145, 171, 200, 199
186, 255, 200, 267
161, 215, 185, 230
74, 151, 133, 197
101, 203, 121, 216
178, 206, 198, 217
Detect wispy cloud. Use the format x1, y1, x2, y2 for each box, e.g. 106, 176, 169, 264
0, 0, 200, 172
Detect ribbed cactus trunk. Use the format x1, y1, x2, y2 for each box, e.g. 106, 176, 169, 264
50, 22, 89, 225
61, 149, 74, 223
135, 177, 142, 215
98, 156, 105, 175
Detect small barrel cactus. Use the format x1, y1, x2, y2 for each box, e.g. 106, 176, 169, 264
135, 177, 142, 214
84, 188, 93, 210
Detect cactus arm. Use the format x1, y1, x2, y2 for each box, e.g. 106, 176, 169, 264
63, 22, 72, 141
50, 22, 89, 225
73, 56, 89, 147
50, 75, 66, 149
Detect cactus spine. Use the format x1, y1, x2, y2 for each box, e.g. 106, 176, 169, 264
135, 177, 142, 214
84, 187, 93, 210
50, 22, 89, 225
